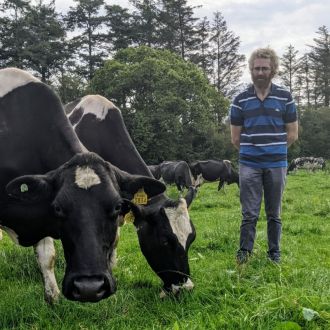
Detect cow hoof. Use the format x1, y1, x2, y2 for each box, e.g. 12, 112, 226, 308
44, 287, 60, 305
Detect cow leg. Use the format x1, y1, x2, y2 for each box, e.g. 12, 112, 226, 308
218, 179, 225, 192
34, 237, 60, 304
0, 229, 2, 240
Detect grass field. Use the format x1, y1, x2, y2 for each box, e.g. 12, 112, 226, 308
0, 170, 329, 329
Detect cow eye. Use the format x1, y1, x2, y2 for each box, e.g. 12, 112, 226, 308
53, 202, 65, 218
108, 201, 122, 218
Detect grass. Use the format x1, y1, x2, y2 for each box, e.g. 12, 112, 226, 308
0, 170, 329, 329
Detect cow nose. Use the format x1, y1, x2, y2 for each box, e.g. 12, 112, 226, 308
71, 275, 115, 302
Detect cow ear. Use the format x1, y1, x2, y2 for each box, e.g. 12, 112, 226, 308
116, 169, 166, 198
121, 199, 148, 226
6, 174, 53, 203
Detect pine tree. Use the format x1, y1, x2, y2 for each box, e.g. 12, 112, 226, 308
65, 0, 107, 81
308, 25, 330, 107
209, 11, 245, 97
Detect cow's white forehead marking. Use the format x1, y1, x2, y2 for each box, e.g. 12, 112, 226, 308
164, 198, 192, 250
0, 226, 19, 244
0, 68, 39, 98
75, 166, 101, 190
76, 95, 118, 121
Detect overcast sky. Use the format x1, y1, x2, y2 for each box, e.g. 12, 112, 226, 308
52, 0, 329, 83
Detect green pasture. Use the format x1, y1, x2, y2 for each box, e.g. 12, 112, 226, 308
0, 170, 329, 329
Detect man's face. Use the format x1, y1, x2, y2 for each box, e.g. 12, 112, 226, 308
251, 58, 272, 89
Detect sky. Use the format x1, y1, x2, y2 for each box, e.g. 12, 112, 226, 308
51, 0, 330, 83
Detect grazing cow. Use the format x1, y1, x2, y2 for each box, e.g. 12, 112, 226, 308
66, 95, 197, 296
0, 68, 164, 303
189, 159, 239, 191
159, 161, 195, 192
288, 157, 326, 173
148, 165, 161, 180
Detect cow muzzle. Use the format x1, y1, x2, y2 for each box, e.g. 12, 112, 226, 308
159, 278, 194, 298
63, 274, 116, 302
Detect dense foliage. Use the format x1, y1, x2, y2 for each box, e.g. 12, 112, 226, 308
89, 46, 232, 163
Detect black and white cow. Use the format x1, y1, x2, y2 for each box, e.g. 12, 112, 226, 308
288, 157, 326, 173
159, 161, 195, 192
189, 159, 239, 191
66, 95, 197, 297
0, 68, 164, 303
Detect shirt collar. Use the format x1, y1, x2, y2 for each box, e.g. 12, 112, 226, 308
247, 83, 276, 96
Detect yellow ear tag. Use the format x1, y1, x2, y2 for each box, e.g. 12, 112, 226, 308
20, 184, 28, 193
124, 211, 135, 224
124, 189, 149, 224
132, 188, 148, 205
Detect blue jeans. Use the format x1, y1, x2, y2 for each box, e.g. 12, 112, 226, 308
238, 164, 287, 257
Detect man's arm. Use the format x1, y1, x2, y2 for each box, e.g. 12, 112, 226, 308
230, 125, 242, 150
286, 121, 298, 147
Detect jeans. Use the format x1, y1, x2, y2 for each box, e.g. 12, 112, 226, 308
238, 164, 287, 257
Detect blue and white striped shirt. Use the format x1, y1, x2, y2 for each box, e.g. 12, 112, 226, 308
230, 83, 297, 168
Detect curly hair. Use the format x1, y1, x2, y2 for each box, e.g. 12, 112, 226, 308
248, 47, 279, 76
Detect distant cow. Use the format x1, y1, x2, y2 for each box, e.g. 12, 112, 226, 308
66, 95, 197, 297
148, 164, 161, 180
189, 159, 239, 191
159, 161, 195, 192
288, 157, 326, 173
0, 68, 164, 303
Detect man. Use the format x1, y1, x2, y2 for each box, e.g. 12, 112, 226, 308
230, 47, 298, 264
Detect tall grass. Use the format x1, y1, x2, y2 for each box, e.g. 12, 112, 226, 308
0, 170, 329, 329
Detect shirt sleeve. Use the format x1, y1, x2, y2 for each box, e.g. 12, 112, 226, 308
230, 96, 243, 126
283, 93, 297, 123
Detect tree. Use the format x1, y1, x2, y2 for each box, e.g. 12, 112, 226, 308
158, 0, 200, 60
129, 0, 160, 47
104, 4, 134, 51
299, 107, 330, 158
279, 45, 300, 94
65, 0, 107, 81
209, 11, 245, 97
190, 16, 213, 76
308, 25, 330, 107
23, 0, 69, 82
0, 0, 30, 68
89, 46, 229, 163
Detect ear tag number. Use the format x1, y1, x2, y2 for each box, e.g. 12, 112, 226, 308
132, 188, 148, 205
124, 189, 148, 224
20, 184, 28, 193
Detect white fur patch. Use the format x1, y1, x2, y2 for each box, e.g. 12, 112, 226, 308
0, 226, 19, 244
0, 68, 39, 98
76, 95, 117, 121
159, 278, 195, 298
164, 198, 192, 250
75, 166, 101, 190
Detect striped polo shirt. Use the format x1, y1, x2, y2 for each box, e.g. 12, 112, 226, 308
230, 83, 297, 168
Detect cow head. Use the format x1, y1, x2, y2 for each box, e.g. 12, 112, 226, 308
127, 187, 197, 297
5, 152, 165, 302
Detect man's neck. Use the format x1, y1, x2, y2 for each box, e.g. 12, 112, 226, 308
254, 83, 272, 101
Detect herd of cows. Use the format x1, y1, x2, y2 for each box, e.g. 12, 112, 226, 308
0, 68, 327, 305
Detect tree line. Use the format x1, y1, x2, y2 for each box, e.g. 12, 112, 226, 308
1, 0, 330, 163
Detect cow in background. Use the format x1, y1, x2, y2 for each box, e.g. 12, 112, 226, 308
148, 164, 161, 180
288, 157, 326, 173
66, 95, 198, 297
189, 159, 239, 191
0, 68, 164, 303
159, 161, 196, 192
